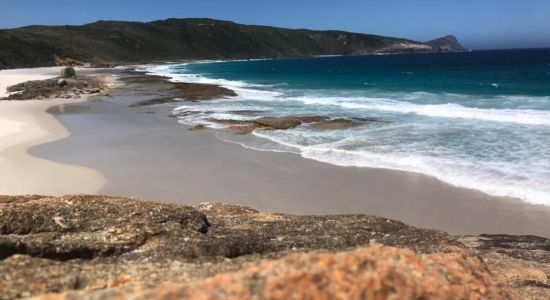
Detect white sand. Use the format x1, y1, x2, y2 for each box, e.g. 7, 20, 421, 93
0, 68, 105, 195
0, 67, 63, 98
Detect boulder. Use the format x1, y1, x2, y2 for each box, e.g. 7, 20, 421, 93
56, 79, 67, 87
60, 67, 76, 78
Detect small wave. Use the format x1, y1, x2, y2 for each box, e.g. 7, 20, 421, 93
292, 96, 550, 126
143, 64, 283, 101
251, 131, 550, 205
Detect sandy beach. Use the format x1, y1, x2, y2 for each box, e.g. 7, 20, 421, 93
27, 71, 550, 237
0, 67, 63, 98
2, 67, 550, 236
0, 67, 105, 195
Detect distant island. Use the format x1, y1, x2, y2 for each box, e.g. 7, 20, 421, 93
0, 18, 467, 69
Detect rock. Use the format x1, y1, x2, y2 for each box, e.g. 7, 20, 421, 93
226, 124, 258, 134
309, 118, 363, 130
56, 79, 67, 87
120, 73, 237, 102
60, 67, 76, 78
1, 75, 106, 101
206, 116, 331, 133
253, 116, 330, 130
458, 234, 550, 300
253, 117, 303, 129
188, 124, 206, 131
0, 195, 463, 299
1, 196, 544, 299
292, 115, 330, 123
40, 245, 516, 300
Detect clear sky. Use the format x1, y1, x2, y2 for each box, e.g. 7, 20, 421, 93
1, 0, 549, 50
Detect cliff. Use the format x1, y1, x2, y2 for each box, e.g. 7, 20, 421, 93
1, 195, 548, 299
0, 18, 467, 69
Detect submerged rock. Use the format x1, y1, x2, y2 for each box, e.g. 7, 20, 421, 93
309, 118, 363, 130
188, 124, 206, 131
253, 117, 304, 129
207, 115, 381, 134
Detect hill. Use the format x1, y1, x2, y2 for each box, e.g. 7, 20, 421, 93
0, 18, 467, 69
426, 35, 468, 51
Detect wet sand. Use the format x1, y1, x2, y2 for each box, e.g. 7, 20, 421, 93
31, 73, 550, 237
0, 67, 106, 195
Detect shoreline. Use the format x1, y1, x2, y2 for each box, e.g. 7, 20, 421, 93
142, 60, 550, 206
0, 67, 107, 195
1, 67, 549, 298
0, 99, 106, 195
30, 70, 550, 237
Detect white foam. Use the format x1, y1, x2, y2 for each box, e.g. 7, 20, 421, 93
292, 96, 550, 126
144, 63, 550, 206
251, 131, 550, 205
143, 64, 283, 101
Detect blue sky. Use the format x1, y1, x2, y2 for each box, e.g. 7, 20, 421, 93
1, 0, 549, 49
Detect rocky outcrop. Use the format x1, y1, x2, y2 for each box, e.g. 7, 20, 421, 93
1, 73, 108, 100
459, 235, 550, 299
253, 116, 326, 130
124, 73, 237, 106
308, 118, 367, 130
426, 35, 468, 52
0, 195, 544, 299
205, 115, 379, 134
39, 246, 515, 300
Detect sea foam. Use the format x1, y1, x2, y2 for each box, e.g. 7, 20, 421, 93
292, 96, 550, 126
142, 60, 550, 207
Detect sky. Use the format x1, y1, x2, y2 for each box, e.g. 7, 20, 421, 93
1, 0, 549, 50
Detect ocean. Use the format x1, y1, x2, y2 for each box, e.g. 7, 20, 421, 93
143, 48, 550, 205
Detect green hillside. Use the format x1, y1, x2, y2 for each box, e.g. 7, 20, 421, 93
0, 18, 465, 69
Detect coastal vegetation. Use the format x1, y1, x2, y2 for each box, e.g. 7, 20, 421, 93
0, 18, 466, 69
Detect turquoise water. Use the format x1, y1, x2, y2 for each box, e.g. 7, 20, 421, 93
143, 49, 550, 205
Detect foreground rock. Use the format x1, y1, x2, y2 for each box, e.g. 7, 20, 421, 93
459, 235, 550, 300
39, 246, 515, 300
0, 195, 543, 299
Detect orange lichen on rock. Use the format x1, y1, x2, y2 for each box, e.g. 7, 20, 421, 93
77, 245, 516, 300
